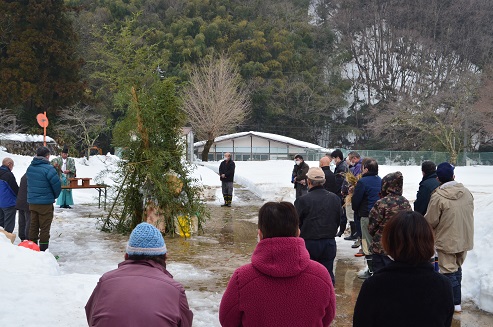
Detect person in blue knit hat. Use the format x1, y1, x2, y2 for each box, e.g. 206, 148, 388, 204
85, 222, 193, 327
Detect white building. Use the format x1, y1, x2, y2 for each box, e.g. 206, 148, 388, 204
194, 131, 330, 161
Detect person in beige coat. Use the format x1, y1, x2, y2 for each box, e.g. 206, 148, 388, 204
425, 162, 474, 313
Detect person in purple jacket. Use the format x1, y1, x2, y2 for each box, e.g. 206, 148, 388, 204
219, 202, 336, 327
85, 222, 193, 327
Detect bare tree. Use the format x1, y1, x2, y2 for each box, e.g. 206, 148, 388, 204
331, 0, 493, 156
182, 55, 250, 161
0, 108, 23, 133
57, 104, 107, 159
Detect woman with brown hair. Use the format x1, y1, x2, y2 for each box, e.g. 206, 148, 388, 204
353, 211, 454, 327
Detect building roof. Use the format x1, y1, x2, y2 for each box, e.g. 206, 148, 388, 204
194, 131, 328, 151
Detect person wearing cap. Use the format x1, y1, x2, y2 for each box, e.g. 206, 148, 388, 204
85, 222, 193, 327
292, 154, 309, 199
294, 167, 341, 284
51, 146, 77, 208
414, 160, 440, 215
0, 157, 19, 233
424, 162, 474, 313
220, 202, 336, 327
26, 147, 61, 251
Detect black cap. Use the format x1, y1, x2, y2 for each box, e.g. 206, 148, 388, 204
62, 146, 69, 154
36, 146, 50, 157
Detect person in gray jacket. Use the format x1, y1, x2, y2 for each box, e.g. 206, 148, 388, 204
425, 162, 474, 313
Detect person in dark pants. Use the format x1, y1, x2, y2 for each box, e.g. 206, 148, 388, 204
330, 149, 349, 238
294, 167, 341, 285
425, 162, 474, 313
353, 211, 454, 327
0, 157, 19, 233
414, 160, 440, 215
16, 173, 31, 241
352, 158, 381, 278
27, 147, 61, 251
219, 152, 235, 207
292, 154, 309, 199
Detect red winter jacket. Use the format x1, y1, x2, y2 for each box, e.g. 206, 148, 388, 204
219, 237, 336, 327
85, 260, 193, 327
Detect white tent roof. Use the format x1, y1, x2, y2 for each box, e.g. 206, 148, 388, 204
194, 131, 328, 151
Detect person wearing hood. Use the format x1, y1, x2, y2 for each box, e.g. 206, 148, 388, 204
26, 147, 61, 251
368, 171, 412, 273
425, 162, 474, 313
219, 202, 336, 327
414, 161, 440, 215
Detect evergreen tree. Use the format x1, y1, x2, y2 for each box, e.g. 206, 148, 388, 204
106, 77, 207, 234
0, 0, 84, 127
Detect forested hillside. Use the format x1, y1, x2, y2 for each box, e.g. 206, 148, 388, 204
1, 0, 493, 156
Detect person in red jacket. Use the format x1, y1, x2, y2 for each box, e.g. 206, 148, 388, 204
85, 222, 193, 327
219, 202, 336, 327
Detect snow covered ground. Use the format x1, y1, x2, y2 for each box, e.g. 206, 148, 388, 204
1, 150, 493, 326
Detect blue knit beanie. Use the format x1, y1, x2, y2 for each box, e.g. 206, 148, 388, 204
436, 162, 455, 183
126, 222, 167, 256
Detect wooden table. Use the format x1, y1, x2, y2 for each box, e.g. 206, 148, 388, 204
62, 178, 109, 210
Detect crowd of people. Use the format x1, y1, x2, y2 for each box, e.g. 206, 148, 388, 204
1, 146, 475, 326
84, 150, 473, 326
0, 146, 76, 251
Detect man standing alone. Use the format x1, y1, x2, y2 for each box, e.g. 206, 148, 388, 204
0, 157, 19, 233
295, 167, 341, 285
219, 152, 235, 207
425, 162, 474, 313
27, 147, 61, 251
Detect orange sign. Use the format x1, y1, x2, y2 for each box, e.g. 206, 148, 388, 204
36, 113, 49, 127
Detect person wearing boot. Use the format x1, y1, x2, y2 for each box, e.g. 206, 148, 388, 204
368, 171, 412, 273
27, 147, 61, 251
219, 152, 235, 207
352, 158, 381, 278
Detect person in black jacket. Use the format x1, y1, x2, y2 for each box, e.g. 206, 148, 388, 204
0, 157, 19, 233
353, 211, 454, 327
292, 154, 309, 199
294, 167, 341, 285
319, 156, 337, 194
414, 161, 441, 215
219, 152, 235, 207
330, 149, 349, 238
15, 173, 30, 241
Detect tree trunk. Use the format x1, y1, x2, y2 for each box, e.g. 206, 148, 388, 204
201, 139, 214, 161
